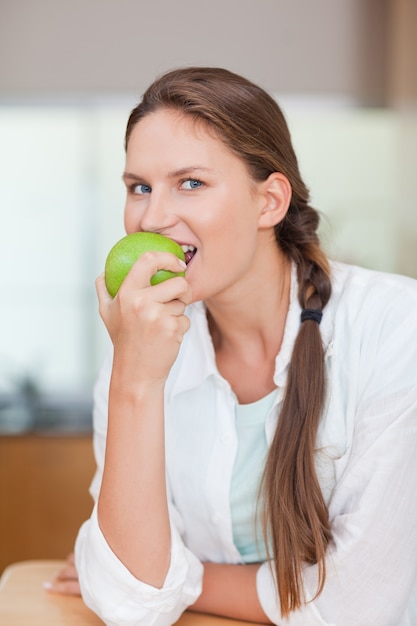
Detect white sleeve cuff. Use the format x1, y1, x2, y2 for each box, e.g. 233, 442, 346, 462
75, 504, 203, 626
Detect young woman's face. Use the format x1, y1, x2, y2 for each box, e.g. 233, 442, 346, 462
123, 109, 268, 303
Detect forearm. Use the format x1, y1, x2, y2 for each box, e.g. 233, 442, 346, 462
190, 562, 272, 624
97, 372, 171, 588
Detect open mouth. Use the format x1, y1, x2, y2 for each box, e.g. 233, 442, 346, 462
181, 244, 197, 265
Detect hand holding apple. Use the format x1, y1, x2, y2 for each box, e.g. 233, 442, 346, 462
99, 231, 191, 384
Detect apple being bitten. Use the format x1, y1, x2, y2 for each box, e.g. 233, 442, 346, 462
104, 232, 186, 297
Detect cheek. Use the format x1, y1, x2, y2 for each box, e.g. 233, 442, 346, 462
123, 203, 138, 234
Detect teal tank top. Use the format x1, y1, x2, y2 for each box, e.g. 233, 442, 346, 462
230, 389, 277, 562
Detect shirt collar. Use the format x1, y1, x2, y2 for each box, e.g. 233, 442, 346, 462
166, 262, 335, 400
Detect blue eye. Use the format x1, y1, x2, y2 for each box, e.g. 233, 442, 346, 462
181, 179, 203, 190
133, 183, 152, 194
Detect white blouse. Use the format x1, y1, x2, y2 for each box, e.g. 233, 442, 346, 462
75, 261, 417, 626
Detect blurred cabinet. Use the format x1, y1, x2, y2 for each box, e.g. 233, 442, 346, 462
0, 434, 96, 574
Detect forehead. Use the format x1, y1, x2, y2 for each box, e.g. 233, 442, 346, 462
124, 108, 252, 183
126, 109, 229, 158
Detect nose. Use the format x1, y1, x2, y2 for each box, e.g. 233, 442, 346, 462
125, 189, 178, 235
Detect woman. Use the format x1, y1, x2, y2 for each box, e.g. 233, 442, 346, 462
49, 67, 417, 625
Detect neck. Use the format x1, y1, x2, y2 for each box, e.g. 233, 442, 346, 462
206, 240, 292, 365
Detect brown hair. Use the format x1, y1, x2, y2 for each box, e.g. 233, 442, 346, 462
125, 67, 332, 617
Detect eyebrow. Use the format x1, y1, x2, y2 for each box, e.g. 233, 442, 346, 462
122, 166, 216, 182
167, 166, 216, 178
122, 172, 143, 182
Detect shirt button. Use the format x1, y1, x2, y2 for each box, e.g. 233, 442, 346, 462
211, 513, 221, 524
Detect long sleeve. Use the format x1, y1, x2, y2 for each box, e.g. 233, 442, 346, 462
75, 507, 203, 626
257, 390, 417, 625
257, 270, 417, 626
74, 351, 204, 626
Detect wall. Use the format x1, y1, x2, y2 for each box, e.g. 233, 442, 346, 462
0, 0, 415, 394
0, 0, 389, 103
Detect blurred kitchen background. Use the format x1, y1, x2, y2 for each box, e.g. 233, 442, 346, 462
0, 0, 416, 570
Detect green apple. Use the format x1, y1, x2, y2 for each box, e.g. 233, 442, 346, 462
104, 232, 186, 297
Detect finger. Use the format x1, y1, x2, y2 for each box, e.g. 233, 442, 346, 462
122, 251, 187, 292
162, 300, 186, 318
55, 565, 78, 581
177, 313, 191, 342
177, 322, 191, 345
150, 276, 193, 306
161, 288, 194, 316
43, 579, 81, 596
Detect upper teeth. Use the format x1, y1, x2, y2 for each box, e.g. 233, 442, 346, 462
181, 245, 196, 253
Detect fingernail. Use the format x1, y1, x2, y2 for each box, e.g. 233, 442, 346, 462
179, 260, 187, 270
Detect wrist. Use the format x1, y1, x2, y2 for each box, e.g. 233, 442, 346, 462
191, 563, 270, 623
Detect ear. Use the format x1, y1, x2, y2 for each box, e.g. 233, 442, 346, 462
257, 172, 292, 228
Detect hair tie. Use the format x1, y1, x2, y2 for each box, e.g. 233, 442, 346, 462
301, 309, 323, 324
